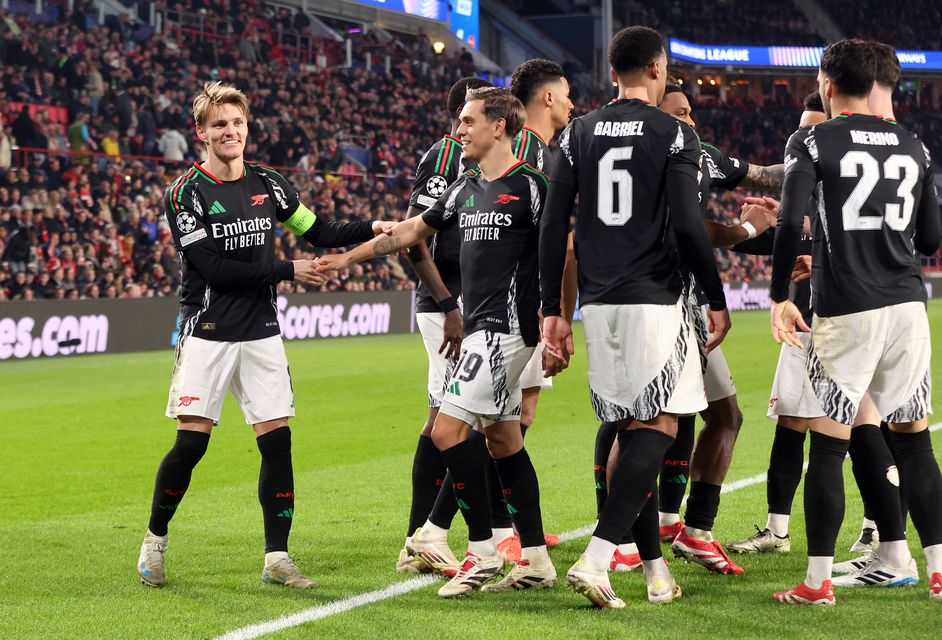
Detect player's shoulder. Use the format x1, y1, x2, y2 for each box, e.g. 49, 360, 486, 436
164, 164, 201, 209
245, 160, 287, 181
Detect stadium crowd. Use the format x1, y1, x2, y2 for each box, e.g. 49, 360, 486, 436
0, 0, 940, 300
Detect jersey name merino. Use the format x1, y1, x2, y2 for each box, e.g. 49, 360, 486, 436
165, 162, 300, 342
772, 114, 939, 316
409, 135, 465, 313
422, 160, 547, 346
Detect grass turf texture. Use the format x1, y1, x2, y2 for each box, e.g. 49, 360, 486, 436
2, 306, 942, 639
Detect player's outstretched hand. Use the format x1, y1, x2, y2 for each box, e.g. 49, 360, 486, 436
372, 220, 396, 236
741, 204, 774, 235
704, 308, 731, 354
791, 255, 812, 283
440, 308, 463, 361
542, 347, 567, 378
292, 260, 327, 286
543, 315, 574, 364
314, 253, 349, 275
771, 299, 810, 347
743, 195, 780, 214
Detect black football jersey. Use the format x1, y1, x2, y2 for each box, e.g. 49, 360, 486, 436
699, 142, 749, 209
422, 160, 547, 346
772, 114, 940, 316
688, 141, 750, 302
409, 135, 466, 313
165, 162, 301, 342
513, 126, 558, 175
547, 98, 720, 307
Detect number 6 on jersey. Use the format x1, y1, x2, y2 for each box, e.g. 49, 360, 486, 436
597, 147, 634, 226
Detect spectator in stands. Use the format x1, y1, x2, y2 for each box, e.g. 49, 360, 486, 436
158, 127, 188, 161
11, 105, 35, 147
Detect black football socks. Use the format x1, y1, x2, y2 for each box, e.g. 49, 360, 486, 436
767, 424, 807, 516
804, 432, 849, 557
493, 448, 545, 548
257, 427, 294, 553
659, 414, 695, 516
408, 434, 447, 536
594, 429, 674, 544
148, 430, 210, 536
594, 422, 618, 515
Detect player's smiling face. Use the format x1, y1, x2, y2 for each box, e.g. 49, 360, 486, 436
198, 103, 248, 163
457, 99, 500, 161
659, 91, 695, 128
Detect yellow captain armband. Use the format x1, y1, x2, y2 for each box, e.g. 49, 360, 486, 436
282, 203, 317, 236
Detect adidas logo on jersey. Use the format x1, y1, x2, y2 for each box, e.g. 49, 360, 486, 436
209, 200, 227, 215
447, 381, 461, 396
462, 195, 475, 208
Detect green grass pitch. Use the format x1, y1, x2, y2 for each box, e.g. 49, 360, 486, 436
2, 305, 942, 639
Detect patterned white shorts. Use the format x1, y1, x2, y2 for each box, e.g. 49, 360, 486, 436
582, 297, 707, 423
439, 330, 534, 427
808, 301, 931, 424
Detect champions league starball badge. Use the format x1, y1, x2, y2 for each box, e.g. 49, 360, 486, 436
176, 211, 198, 234
426, 175, 448, 198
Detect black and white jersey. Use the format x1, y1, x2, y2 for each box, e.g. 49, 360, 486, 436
699, 142, 749, 210
409, 134, 466, 313
772, 114, 940, 317
540, 98, 726, 314
689, 141, 750, 302
423, 160, 547, 346
165, 162, 298, 342
513, 126, 558, 175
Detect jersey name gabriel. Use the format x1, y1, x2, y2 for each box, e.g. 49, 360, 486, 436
552, 98, 701, 306
422, 161, 547, 346
164, 162, 298, 342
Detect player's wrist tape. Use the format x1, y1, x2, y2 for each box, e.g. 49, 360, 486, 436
439, 295, 459, 313
741, 221, 757, 239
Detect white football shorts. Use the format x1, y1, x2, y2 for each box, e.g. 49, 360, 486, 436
439, 330, 534, 427
166, 335, 294, 425
582, 297, 707, 423
808, 301, 931, 425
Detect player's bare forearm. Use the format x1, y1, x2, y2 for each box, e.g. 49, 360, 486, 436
704, 219, 748, 248
741, 164, 785, 192
561, 233, 578, 324
374, 216, 434, 258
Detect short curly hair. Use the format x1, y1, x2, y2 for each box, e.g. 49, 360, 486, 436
510, 59, 565, 106
609, 27, 664, 75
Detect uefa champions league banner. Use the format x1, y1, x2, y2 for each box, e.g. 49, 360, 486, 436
0, 291, 417, 361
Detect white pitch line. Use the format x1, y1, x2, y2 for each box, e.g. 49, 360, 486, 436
215, 421, 942, 640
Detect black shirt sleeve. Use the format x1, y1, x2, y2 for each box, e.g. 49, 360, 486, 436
703, 143, 750, 191
914, 143, 941, 256
164, 182, 211, 250
732, 228, 775, 255
539, 121, 578, 317
422, 176, 466, 231
409, 138, 459, 211
669, 122, 727, 310
771, 129, 817, 302
256, 166, 375, 248
184, 238, 294, 286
